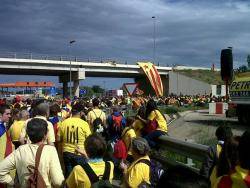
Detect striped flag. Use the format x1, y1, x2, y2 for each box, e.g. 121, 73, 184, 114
137, 62, 163, 96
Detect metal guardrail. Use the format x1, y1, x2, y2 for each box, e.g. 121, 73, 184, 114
0, 51, 128, 64
153, 135, 209, 172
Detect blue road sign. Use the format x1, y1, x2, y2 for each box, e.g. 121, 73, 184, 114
80, 89, 87, 95
50, 87, 56, 96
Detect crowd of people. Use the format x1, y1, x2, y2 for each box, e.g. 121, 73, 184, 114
0, 95, 248, 188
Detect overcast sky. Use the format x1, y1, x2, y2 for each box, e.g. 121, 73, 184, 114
0, 0, 250, 89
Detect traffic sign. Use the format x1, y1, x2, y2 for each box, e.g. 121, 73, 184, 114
80, 89, 87, 95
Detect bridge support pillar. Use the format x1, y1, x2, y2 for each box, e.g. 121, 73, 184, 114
59, 68, 85, 98
62, 82, 68, 98
72, 68, 85, 97
73, 80, 80, 97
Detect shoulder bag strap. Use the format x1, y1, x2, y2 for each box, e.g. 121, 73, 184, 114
136, 159, 151, 166
92, 110, 97, 118
121, 127, 131, 138
35, 144, 45, 171
102, 162, 111, 180
80, 162, 99, 184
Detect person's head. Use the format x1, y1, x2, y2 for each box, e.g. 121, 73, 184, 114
137, 106, 146, 119
217, 136, 240, 177
26, 118, 48, 143
71, 102, 85, 116
19, 110, 30, 121
34, 103, 50, 117
112, 106, 119, 113
92, 98, 100, 107
11, 108, 20, 121
215, 125, 233, 142
239, 131, 250, 170
157, 165, 209, 188
0, 105, 11, 123
131, 137, 150, 157
146, 99, 157, 117
49, 103, 61, 117
126, 116, 135, 127
85, 134, 107, 159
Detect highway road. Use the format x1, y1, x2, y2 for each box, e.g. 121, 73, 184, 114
168, 109, 250, 145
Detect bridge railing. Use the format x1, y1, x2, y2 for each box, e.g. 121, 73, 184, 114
0, 51, 127, 64
153, 135, 209, 172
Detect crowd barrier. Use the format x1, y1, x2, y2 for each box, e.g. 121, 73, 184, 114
209, 102, 228, 114
153, 135, 209, 172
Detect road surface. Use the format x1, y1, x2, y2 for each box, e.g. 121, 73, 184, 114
168, 109, 250, 145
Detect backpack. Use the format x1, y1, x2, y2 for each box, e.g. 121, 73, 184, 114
113, 128, 131, 160
92, 111, 104, 133
137, 159, 164, 188
80, 161, 113, 188
27, 144, 46, 188
111, 114, 123, 134
143, 111, 159, 135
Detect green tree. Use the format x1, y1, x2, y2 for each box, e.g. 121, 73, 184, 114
92, 85, 104, 94
238, 65, 248, 72
247, 55, 250, 69
79, 86, 94, 97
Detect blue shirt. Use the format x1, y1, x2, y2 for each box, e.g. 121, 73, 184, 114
0, 122, 6, 137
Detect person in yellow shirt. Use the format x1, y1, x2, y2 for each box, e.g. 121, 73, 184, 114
209, 136, 240, 187
66, 134, 114, 188
9, 110, 29, 149
87, 98, 106, 133
133, 106, 146, 137
137, 99, 167, 148
213, 131, 250, 188
122, 117, 136, 163
120, 137, 151, 188
57, 102, 91, 177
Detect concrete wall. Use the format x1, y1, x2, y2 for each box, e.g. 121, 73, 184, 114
169, 71, 211, 95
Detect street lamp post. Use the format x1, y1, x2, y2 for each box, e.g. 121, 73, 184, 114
69, 40, 76, 99
152, 16, 156, 64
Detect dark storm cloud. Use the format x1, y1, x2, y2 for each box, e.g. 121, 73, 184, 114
0, 0, 250, 68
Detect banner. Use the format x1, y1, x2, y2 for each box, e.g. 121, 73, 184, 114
137, 62, 163, 96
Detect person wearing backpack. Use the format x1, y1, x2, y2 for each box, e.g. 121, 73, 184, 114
120, 137, 151, 188
107, 106, 126, 141
87, 98, 106, 134
0, 118, 64, 187
66, 134, 114, 188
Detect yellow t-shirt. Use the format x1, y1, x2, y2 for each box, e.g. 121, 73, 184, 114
87, 109, 106, 131
9, 120, 25, 142
125, 155, 150, 187
66, 161, 114, 188
148, 110, 167, 132
58, 117, 91, 154
122, 127, 136, 155
133, 119, 145, 137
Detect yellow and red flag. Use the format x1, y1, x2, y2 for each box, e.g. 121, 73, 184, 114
137, 62, 163, 96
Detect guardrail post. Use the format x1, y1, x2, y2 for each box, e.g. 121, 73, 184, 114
186, 158, 194, 167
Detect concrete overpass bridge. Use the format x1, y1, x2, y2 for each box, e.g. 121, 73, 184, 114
0, 55, 172, 96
